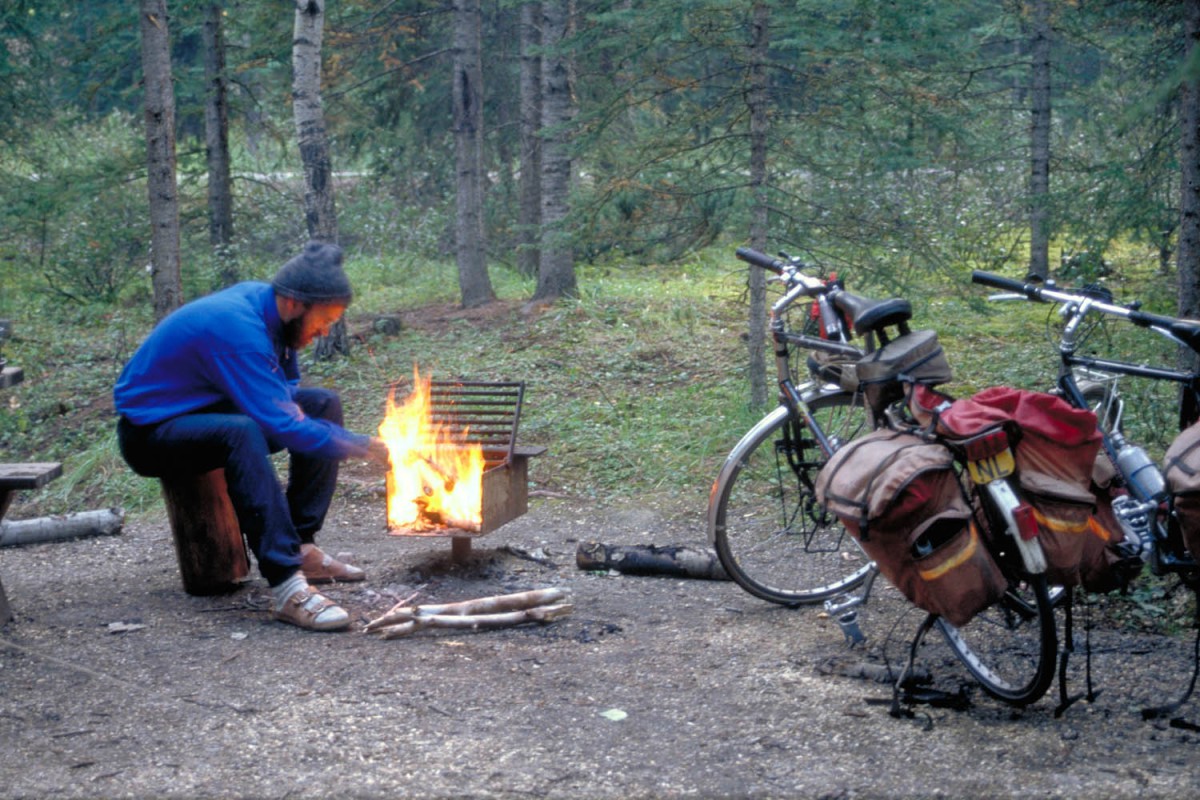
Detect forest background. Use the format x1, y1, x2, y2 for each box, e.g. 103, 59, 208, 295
0, 0, 1198, 527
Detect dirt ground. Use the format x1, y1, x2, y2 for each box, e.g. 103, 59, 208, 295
4, 484, 1200, 799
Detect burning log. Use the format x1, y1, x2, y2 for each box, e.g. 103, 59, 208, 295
407, 452, 456, 492
575, 542, 730, 581
364, 587, 570, 638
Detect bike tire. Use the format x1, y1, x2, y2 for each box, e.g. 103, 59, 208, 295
709, 391, 874, 605
935, 572, 1058, 706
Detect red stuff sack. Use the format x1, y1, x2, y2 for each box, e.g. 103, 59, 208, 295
936, 386, 1102, 494
816, 428, 1006, 626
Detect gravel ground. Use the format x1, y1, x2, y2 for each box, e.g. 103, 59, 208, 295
3, 488, 1200, 799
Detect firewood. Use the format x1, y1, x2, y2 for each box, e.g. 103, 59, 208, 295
364, 587, 567, 632
575, 541, 729, 581
374, 603, 574, 639
0, 508, 125, 548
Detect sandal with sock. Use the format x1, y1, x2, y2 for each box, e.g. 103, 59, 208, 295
273, 585, 350, 631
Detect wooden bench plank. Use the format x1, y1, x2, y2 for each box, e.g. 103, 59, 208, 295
0, 463, 64, 490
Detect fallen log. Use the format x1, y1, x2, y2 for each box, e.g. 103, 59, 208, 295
364, 587, 568, 632
575, 541, 729, 581
374, 603, 574, 639
0, 508, 125, 548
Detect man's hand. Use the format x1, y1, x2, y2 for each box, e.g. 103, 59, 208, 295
365, 437, 391, 468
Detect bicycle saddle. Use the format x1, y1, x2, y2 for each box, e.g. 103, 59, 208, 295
833, 292, 913, 337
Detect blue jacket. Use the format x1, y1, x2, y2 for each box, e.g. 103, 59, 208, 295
114, 282, 371, 460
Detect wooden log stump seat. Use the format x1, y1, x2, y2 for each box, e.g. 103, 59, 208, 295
160, 469, 249, 596
0, 462, 64, 623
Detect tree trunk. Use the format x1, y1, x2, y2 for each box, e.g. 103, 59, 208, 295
139, 0, 183, 321
204, 1, 236, 286
453, 0, 495, 309
1180, 0, 1200, 374
747, 3, 770, 411
292, 0, 348, 358
1027, 0, 1051, 281
1181, 0, 1200, 319
532, 0, 577, 303
517, 1, 543, 278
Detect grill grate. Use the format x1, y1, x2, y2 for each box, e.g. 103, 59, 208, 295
391, 380, 526, 466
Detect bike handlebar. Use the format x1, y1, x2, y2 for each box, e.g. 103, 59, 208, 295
737, 246, 827, 294
735, 246, 787, 275
970, 270, 1029, 296
972, 270, 1200, 354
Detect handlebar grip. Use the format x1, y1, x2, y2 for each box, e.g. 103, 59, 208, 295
971, 270, 1030, 293
735, 247, 785, 275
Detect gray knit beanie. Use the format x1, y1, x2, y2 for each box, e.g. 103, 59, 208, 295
272, 241, 353, 304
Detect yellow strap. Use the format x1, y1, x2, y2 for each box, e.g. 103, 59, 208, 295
919, 524, 978, 581
1030, 506, 1091, 535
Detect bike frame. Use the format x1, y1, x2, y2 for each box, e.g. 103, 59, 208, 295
978, 277, 1200, 577
1054, 308, 1200, 575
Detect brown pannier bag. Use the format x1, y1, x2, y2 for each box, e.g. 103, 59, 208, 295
815, 429, 1006, 626
1019, 466, 1131, 593
1163, 421, 1200, 561
933, 386, 1131, 593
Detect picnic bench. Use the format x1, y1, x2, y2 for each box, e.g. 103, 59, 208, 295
1, 326, 65, 622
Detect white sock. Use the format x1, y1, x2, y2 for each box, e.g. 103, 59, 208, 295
272, 573, 309, 612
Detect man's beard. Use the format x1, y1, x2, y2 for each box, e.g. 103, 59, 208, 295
282, 315, 307, 349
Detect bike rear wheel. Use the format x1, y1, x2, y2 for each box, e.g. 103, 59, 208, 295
935, 572, 1057, 706
709, 392, 873, 605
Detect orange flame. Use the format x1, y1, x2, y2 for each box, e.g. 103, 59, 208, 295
379, 367, 486, 531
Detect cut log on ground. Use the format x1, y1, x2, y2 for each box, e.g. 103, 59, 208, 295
374, 604, 574, 639
364, 587, 571, 638
0, 508, 125, 548
575, 542, 729, 581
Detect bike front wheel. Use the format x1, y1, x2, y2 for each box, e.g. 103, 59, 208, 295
935, 572, 1057, 706
708, 392, 873, 605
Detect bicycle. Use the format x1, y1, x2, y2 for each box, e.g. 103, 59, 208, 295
708, 247, 1059, 706
972, 270, 1200, 711
972, 270, 1200, 573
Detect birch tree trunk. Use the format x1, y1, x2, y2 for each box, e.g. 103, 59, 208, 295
292, 0, 348, 357
1027, 0, 1052, 281
746, 3, 770, 410
204, 1, 236, 286
532, 0, 577, 303
517, 1, 543, 279
139, 0, 183, 320
453, 0, 496, 309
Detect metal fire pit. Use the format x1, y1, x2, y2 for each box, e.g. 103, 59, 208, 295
387, 380, 545, 562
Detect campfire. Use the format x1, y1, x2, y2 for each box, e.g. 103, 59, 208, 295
379, 368, 545, 561
379, 367, 486, 533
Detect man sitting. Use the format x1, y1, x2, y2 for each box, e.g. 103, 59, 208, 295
114, 241, 389, 631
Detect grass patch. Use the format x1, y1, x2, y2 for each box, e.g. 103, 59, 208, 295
0, 242, 1191, 518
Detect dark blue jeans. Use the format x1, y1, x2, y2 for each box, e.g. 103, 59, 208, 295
117, 388, 342, 586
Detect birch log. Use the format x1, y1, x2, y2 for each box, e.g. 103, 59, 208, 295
575, 542, 729, 581
374, 603, 574, 639
365, 587, 566, 632
0, 508, 125, 548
